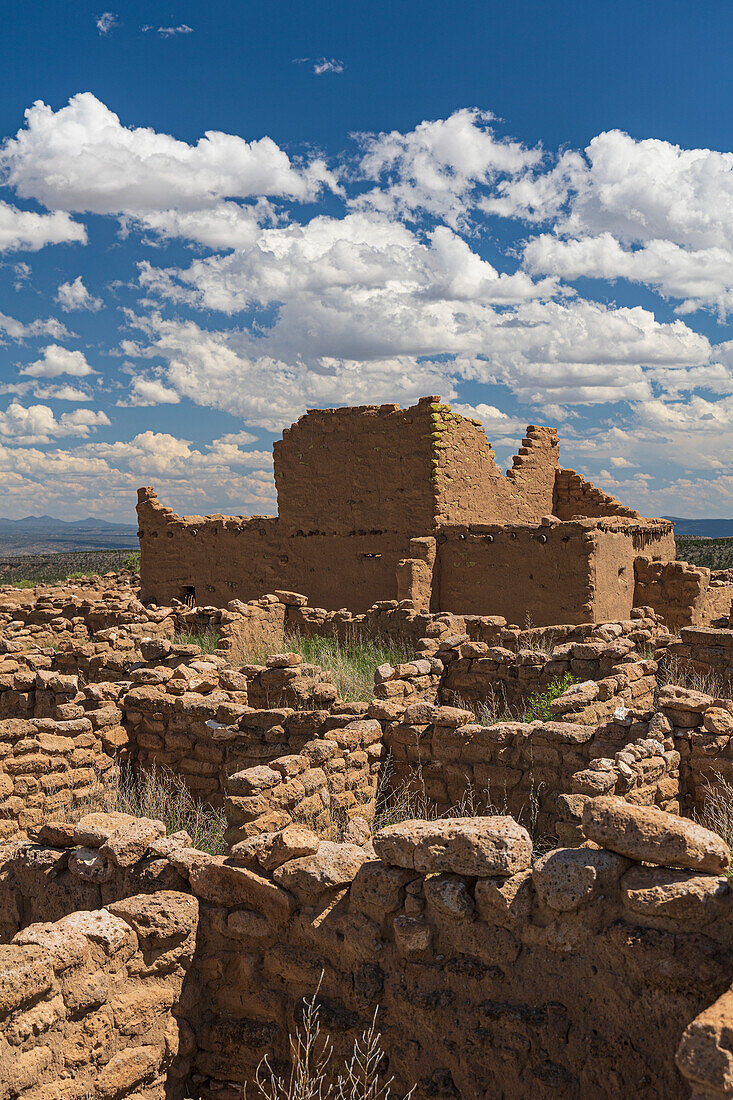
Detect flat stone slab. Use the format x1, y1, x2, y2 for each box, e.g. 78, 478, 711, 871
373, 817, 532, 877
621, 865, 729, 920
74, 812, 139, 848
582, 796, 730, 874
189, 858, 294, 922
273, 841, 368, 903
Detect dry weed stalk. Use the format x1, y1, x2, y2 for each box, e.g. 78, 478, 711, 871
658, 654, 731, 700
252, 982, 415, 1100
44, 762, 227, 854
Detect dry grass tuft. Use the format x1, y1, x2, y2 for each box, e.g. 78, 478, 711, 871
696, 770, 733, 873
657, 654, 731, 699
49, 764, 227, 854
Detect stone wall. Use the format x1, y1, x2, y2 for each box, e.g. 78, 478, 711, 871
635, 557, 733, 631
438, 611, 663, 710
0, 890, 198, 1099
1, 802, 732, 1099
664, 625, 733, 693
223, 714, 384, 844
180, 802, 733, 1099
0, 715, 117, 842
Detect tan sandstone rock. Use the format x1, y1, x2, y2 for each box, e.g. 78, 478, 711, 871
189, 857, 294, 921
100, 816, 166, 867
272, 841, 369, 904
621, 865, 729, 920
582, 796, 730, 874
73, 811, 139, 848
532, 847, 628, 911
373, 817, 532, 877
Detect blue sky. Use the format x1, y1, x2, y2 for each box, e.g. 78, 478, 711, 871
2, 1, 733, 520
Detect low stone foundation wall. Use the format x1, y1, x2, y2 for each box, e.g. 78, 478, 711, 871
439, 612, 663, 710
0, 890, 198, 1099
223, 716, 384, 843
664, 625, 733, 693
0, 716, 117, 843
1, 803, 731, 1099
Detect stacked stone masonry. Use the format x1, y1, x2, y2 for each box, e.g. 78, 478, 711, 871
1, 571, 733, 1096
0, 804, 732, 1098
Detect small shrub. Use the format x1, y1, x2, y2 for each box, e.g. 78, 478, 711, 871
123, 550, 140, 572
173, 628, 222, 654
523, 673, 579, 722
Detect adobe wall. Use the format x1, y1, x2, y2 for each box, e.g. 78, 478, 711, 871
137, 491, 413, 611
138, 396, 680, 619
553, 468, 641, 519
275, 399, 438, 534
434, 522, 593, 622
430, 403, 559, 524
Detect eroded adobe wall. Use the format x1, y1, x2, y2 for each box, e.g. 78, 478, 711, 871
434, 523, 595, 623
553, 468, 642, 520
590, 523, 675, 623
138, 397, 674, 616
137, 490, 413, 611
275, 399, 438, 535
433, 521, 675, 625
430, 403, 559, 524
634, 557, 715, 631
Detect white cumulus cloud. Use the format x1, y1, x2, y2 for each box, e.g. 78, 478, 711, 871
0, 200, 86, 252
55, 276, 103, 312
20, 345, 95, 378
0, 402, 109, 444
0, 94, 340, 227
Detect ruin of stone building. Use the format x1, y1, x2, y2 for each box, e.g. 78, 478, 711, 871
137, 395, 676, 623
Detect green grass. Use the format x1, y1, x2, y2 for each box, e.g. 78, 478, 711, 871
676, 535, 733, 571
282, 631, 414, 702
236, 629, 415, 702
173, 628, 222, 654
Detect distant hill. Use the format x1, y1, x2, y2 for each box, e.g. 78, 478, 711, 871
664, 517, 733, 537
0, 515, 138, 556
